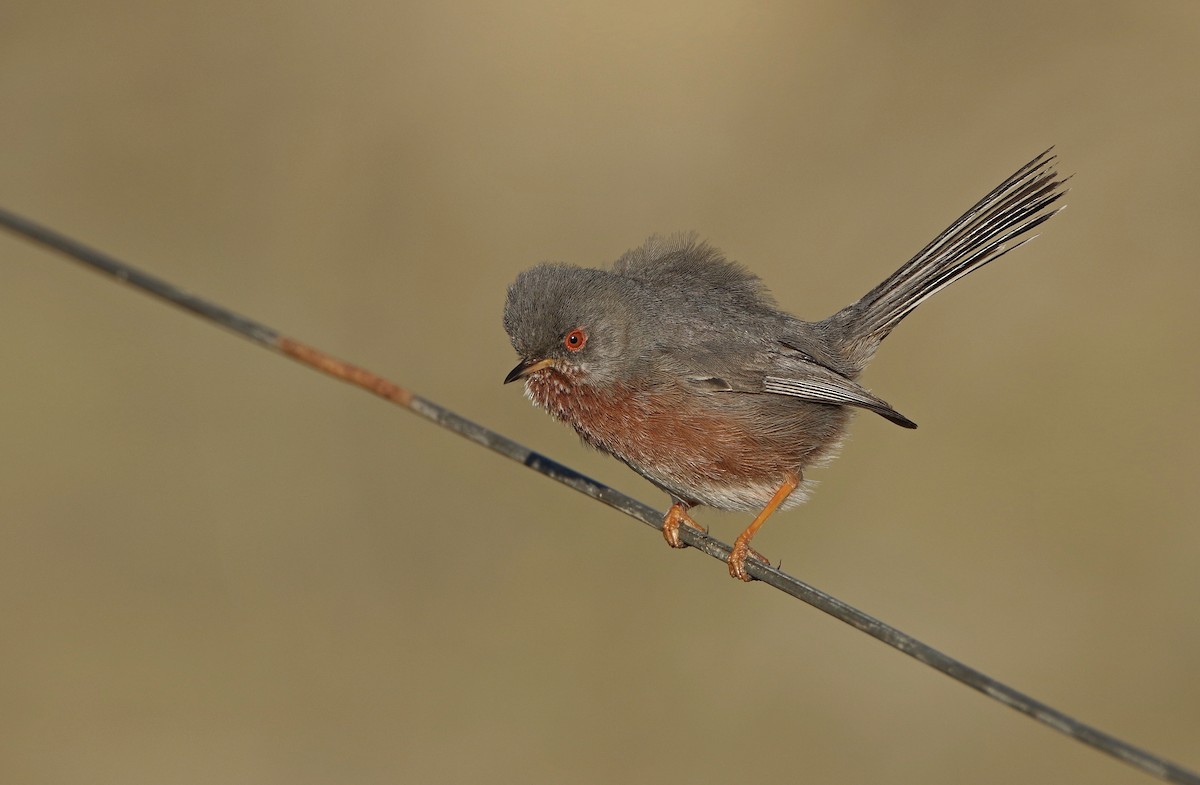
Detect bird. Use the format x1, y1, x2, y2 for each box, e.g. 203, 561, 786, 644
502, 150, 1066, 581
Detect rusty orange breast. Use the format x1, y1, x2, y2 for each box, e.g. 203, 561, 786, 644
523, 366, 816, 502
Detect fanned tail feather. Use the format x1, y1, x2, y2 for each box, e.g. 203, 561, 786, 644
829, 149, 1068, 366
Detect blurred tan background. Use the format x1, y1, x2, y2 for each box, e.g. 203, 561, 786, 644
2, 2, 1198, 783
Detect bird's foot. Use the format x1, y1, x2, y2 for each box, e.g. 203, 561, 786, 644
728, 534, 770, 582
726, 472, 797, 581
662, 503, 706, 549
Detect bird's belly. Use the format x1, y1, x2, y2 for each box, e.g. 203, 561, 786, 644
526, 373, 846, 511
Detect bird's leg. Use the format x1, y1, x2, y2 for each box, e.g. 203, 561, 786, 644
729, 471, 801, 581
662, 502, 706, 549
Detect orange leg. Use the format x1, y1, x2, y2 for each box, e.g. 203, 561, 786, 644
729, 471, 801, 582
662, 502, 707, 549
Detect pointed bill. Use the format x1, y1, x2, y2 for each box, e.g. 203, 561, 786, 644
503, 357, 555, 384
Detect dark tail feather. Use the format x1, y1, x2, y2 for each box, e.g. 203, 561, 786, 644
828, 149, 1068, 366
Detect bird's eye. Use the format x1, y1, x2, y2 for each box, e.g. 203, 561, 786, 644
563, 327, 588, 352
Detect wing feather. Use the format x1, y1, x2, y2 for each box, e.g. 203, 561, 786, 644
762, 363, 917, 428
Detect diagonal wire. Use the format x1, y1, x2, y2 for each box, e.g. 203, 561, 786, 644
1, 206, 1196, 785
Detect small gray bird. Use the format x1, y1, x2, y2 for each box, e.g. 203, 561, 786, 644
503, 151, 1066, 580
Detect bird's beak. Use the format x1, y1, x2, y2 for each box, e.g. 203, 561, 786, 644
504, 357, 555, 384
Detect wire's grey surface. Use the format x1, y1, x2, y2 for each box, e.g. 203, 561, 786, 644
1, 205, 1196, 785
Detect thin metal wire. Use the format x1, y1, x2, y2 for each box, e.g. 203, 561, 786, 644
2, 206, 1196, 785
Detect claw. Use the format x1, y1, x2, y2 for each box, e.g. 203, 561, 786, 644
662, 502, 705, 549
728, 536, 770, 581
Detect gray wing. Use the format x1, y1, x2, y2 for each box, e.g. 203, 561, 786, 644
690, 353, 917, 429
762, 361, 917, 428
615, 242, 918, 428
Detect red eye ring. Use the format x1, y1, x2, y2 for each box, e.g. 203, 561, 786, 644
563, 327, 588, 352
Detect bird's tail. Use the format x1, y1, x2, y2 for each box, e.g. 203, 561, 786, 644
825, 149, 1067, 370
